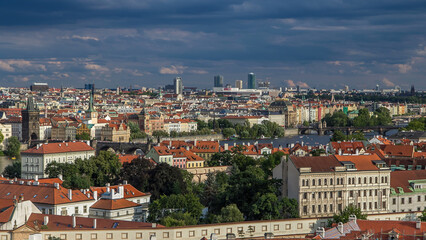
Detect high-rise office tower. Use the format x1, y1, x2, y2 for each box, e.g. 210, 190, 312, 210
174, 77, 183, 95
235, 80, 243, 89
248, 73, 256, 89
214, 75, 224, 88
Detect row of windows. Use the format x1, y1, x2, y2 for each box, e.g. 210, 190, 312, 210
303, 203, 342, 215
392, 195, 426, 205
302, 176, 388, 187
45, 232, 140, 240
304, 189, 387, 200
393, 207, 426, 213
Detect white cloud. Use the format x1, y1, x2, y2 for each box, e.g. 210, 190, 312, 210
381, 77, 395, 87
159, 65, 187, 74
85, 63, 109, 72
144, 29, 211, 42
285, 79, 309, 88
71, 35, 99, 41
0, 59, 46, 72
0, 61, 15, 72
291, 25, 347, 31
396, 64, 412, 73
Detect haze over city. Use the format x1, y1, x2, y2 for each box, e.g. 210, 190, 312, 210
1, 0, 426, 90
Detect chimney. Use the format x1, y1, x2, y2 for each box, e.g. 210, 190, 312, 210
416, 218, 421, 229
123, 180, 128, 185
349, 214, 357, 224
44, 216, 49, 225
248, 142, 250, 146
194, 140, 197, 146
54, 183, 60, 189
338, 148, 342, 155
118, 186, 124, 195
152, 223, 157, 228
355, 149, 359, 155
106, 183, 110, 193
72, 216, 76, 228
68, 189, 72, 201
337, 222, 344, 233
58, 174, 63, 180
224, 143, 228, 151
94, 191, 98, 200
93, 219, 97, 229
316, 227, 325, 239
234, 142, 236, 147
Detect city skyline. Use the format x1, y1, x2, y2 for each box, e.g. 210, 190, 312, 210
0, 1, 426, 90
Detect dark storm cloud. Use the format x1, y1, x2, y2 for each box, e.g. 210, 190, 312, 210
0, 0, 425, 89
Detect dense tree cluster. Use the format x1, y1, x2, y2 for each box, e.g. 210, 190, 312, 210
128, 122, 147, 140
76, 132, 91, 140
2, 161, 21, 178
45, 151, 121, 189
328, 205, 366, 226
200, 119, 284, 139
118, 149, 297, 226
331, 130, 366, 142
323, 107, 392, 128
5, 136, 21, 159
403, 117, 425, 131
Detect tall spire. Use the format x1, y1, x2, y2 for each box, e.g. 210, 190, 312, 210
27, 97, 37, 111
88, 87, 94, 113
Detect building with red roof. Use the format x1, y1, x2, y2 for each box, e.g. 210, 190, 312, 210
389, 170, 426, 213
21, 141, 95, 179
276, 154, 391, 218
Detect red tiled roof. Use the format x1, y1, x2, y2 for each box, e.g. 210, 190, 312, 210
21, 142, 94, 154
381, 145, 414, 158
27, 213, 163, 230
390, 170, 426, 193
290, 155, 341, 173
335, 154, 382, 171
0, 181, 93, 205
0, 199, 14, 223
90, 198, 139, 210
89, 184, 149, 199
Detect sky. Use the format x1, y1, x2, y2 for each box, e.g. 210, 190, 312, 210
1, 0, 426, 90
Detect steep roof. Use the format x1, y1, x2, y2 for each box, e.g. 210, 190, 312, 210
380, 145, 414, 158
22, 142, 94, 155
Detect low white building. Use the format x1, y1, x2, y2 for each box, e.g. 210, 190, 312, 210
21, 141, 95, 179
0, 123, 12, 150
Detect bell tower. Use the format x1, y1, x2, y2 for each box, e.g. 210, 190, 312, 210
22, 97, 40, 142
86, 87, 98, 124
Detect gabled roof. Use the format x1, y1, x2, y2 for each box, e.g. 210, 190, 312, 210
380, 145, 414, 158
22, 142, 94, 155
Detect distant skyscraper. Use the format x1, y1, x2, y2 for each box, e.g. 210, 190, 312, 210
214, 75, 224, 88
248, 73, 256, 89
174, 77, 183, 95
235, 80, 243, 89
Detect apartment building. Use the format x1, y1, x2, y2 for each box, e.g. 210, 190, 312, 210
21, 141, 95, 179
163, 119, 197, 134
274, 154, 391, 218
389, 170, 426, 213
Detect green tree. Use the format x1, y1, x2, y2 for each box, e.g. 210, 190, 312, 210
128, 122, 147, 140
331, 130, 346, 141
404, 117, 425, 131
147, 163, 188, 200
6, 136, 21, 159
0, 131, 4, 146
222, 128, 236, 138
160, 212, 198, 227
420, 209, 426, 221
148, 193, 203, 224
353, 108, 371, 127
119, 157, 155, 191
215, 204, 244, 223
2, 161, 21, 178
374, 107, 392, 126
329, 205, 366, 226
252, 193, 282, 220
76, 132, 91, 140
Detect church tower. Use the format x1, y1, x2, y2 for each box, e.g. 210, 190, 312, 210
86, 87, 98, 124
22, 97, 40, 142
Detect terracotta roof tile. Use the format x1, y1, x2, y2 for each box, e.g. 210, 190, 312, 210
22, 142, 94, 154
90, 198, 139, 210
